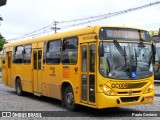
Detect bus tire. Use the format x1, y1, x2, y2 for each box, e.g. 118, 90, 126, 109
64, 86, 76, 111
16, 79, 23, 96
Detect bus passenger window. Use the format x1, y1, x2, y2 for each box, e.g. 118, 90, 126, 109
14, 46, 23, 64
46, 40, 61, 64
62, 37, 78, 64
24, 44, 31, 64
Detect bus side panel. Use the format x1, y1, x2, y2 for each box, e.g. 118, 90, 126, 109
50, 65, 62, 99
13, 64, 24, 88
22, 64, 33, 92
2, 65, 7, 86
41, 64, 62, 99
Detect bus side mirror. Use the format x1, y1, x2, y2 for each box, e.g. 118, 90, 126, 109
98, 45, 104, 57
154, 46, 156, 55
152, 44, 156, 64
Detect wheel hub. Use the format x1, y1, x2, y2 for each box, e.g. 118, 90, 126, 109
66, 92, 73, 105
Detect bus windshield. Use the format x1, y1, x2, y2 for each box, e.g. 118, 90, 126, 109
99, 42, 153, 79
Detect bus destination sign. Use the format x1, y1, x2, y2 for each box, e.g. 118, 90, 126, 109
99, 28, 151, 41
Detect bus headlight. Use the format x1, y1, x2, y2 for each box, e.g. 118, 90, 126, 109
99, 84, 115, 96
103, 86, 115, 95
144, 84, 154, 94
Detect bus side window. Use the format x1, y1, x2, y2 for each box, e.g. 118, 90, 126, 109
46, 40, 61, 64
24, 44, 32, 64
62, 37, 78, 64
14, 46, 23, 64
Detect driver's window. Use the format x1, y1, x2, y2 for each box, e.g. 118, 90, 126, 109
100, 57, 109, 77
99, 43, 111, 76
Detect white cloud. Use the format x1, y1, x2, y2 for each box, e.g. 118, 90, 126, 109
0, 0, 160, 40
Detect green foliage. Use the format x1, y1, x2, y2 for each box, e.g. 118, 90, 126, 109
0, 15, 6, 51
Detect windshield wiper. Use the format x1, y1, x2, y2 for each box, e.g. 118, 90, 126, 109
114, 40, 137, 78
113, 40, 127, 60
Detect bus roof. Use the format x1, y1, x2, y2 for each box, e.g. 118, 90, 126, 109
4, 26, 148, 48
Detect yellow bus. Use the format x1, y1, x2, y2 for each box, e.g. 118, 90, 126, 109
2, 26, 154, 110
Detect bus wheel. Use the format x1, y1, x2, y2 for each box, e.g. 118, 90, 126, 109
16, 79, 23, 96
64, 86, 76, 111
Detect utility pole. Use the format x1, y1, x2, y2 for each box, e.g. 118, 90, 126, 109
51, 21, 60, 33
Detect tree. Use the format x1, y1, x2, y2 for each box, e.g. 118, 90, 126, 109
0, 15, 6, 51
0, 15, 3, 26
0, 37, 6, 51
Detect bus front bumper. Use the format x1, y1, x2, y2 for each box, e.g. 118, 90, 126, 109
97, 92, 154, 109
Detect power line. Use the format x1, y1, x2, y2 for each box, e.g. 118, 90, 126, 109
60, 1, 160, 23
59, 1, 160, 29
7, 1, 160, 41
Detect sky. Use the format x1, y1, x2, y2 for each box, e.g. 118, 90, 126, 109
0, 0, 160, 41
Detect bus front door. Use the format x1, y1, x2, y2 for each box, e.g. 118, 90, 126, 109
33, 49, 42, 93
6, 52, 12, 86
81, 43, 96, 105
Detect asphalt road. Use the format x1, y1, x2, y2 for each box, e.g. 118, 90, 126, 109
0, 78, 160, 119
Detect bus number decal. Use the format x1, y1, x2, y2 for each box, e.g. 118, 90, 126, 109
49, 67, 56, 76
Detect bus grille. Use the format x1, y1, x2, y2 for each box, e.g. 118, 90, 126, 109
120, 96, 139, 102
127, 82, 147, 89
117, 91, 141, 95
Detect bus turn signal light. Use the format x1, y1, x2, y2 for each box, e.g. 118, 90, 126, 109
144, 84, 154, 94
